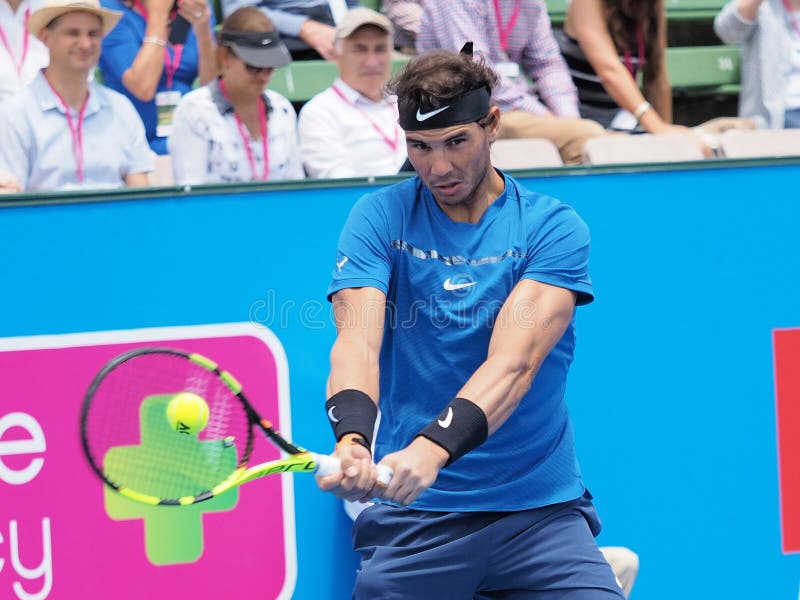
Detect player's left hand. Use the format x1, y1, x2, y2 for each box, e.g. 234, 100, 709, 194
375, 437, 449, 506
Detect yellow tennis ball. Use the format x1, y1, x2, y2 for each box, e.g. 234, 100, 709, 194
166, 392, 209, 435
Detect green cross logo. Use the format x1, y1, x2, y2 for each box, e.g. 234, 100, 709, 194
103, 395, 238, 565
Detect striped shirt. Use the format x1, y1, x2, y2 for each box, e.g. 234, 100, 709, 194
555, 29, 646, 111
417, 0, 579, 117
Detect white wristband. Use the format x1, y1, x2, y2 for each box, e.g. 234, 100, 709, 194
143, 36, 167, 47
634, 101, 652, 123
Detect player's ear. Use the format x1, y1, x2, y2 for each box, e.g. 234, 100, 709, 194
485, 106, 501, 143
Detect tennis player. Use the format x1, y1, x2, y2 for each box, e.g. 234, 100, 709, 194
317, 46, 625, 599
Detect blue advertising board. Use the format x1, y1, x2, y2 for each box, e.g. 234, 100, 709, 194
1, 161, 799, 599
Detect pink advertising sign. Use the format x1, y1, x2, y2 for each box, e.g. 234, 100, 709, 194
0, 324, 296, 599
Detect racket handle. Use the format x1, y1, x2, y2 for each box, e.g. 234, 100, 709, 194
313, 454, 394, 485
376, 464, 393, 486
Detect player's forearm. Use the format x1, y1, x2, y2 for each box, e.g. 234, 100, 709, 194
457, 285, 576, 435
327, 337, 380, 402
456, 351, 541, 435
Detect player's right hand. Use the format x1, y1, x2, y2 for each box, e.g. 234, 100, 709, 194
374, 437, 449, 506
315, 434, 378, 502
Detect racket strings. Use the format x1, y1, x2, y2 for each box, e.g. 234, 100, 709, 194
83, 352, 253, 501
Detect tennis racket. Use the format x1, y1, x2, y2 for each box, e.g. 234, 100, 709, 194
80, 347, 391, 506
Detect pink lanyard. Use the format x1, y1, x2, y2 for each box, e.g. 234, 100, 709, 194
623, 26, 645, 78
331, 85, 400, 151
0, 8, 30, 77
44, 76, 89, 183
492, 0, 521, 54
132, 0, 183, 89
783, 0, 800, 38
219, 78, 269, 181
163, 43, 183, 89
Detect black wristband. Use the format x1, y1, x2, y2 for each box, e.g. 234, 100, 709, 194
416, 397, 488, 467
325, 389, 378, 447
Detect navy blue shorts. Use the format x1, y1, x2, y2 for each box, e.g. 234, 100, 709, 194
352, 492, 625, 599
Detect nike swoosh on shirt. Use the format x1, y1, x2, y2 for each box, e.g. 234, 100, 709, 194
443, 278, 477, 291
438, 407, 454, 428
416, 105, 450, 121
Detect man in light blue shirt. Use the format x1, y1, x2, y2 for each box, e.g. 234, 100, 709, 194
221, 0, 360, 60
0, 0, 152, 193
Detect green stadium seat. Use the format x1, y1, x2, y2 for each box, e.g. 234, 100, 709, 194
544, 0, 568, 23
666, 45, 740, 93
265, 47, 739, 104
359, 0, 382, 10
268, 55, 409, 103
663, 0, 726, 20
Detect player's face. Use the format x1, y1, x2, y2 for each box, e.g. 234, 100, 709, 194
40, 12, 103, 73
405, 108, 501, 216
336, 26, 392, 101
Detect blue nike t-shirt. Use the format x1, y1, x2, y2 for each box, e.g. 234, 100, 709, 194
328, 172, 594, 512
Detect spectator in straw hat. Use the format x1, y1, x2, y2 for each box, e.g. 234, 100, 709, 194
0, 0, 153, 192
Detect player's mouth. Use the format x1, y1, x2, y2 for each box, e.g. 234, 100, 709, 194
433, 181, 461, 195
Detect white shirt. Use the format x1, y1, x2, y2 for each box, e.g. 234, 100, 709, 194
168, 80, 304, 185
0, 71, 153, 191
0, 0, 49, 102
298, 78, 407, 179
785, 10, 800, 109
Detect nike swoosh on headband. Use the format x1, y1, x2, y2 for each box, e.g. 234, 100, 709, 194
416, 105, 450, 122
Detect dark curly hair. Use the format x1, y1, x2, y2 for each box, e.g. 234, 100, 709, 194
604, 0, 664, 83
386, 49, 499, 120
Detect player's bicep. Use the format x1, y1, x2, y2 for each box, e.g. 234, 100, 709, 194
488, 278, 576, 365
328, 194, 393, 298
523, 202, 593, 305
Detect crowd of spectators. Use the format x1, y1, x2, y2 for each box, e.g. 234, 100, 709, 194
1, 0, 799, 194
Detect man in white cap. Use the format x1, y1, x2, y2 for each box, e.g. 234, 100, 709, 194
0, 0, 153, 192
298, 7, 406, 179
